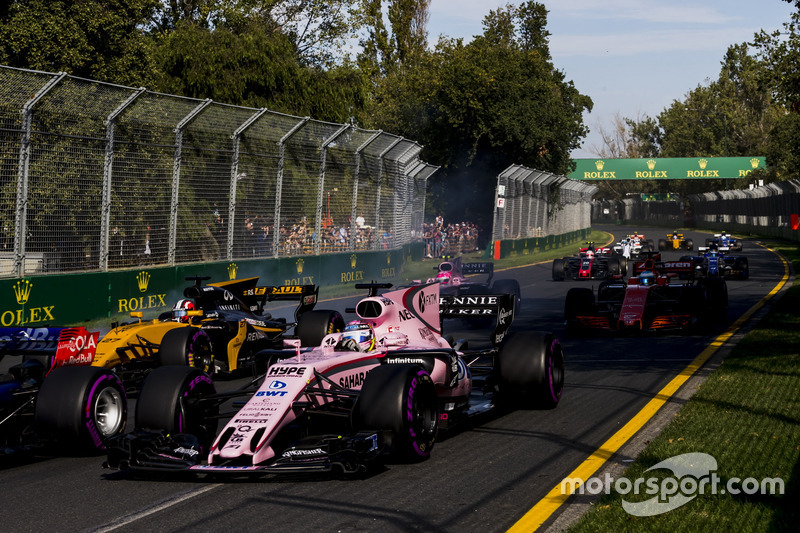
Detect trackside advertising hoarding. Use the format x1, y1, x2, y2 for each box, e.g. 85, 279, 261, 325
570, 157, 766, 180
0, 249, 404, 327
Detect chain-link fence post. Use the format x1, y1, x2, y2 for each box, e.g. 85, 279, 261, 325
100, 87, 145, 271
170, 99, 212, 265
13, 72, 67, 277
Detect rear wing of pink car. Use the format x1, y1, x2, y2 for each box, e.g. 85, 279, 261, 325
461, 261, 494, 277
439, 292, 514, 346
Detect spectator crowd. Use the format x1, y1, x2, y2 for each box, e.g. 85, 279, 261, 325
422, 217, 479, 258
91, 207, 479, 269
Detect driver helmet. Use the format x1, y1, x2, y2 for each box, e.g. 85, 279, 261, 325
436, 270, 452, 284
341, 320, 376, 351
638, 271, 656, 286
172, 299, 195, 322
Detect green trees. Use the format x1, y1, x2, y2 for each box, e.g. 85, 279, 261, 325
752, 9, 800, 181
0, 0, 160, 86
4, 0, 795, 228
151, 20, 367, 122
0, 0, 591, 235
594, 10, 800, 202
364, 2, 592, 232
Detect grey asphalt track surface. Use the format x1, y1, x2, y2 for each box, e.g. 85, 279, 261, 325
0, 226, 786, 532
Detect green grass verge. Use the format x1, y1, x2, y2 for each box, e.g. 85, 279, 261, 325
567, 240, 800, 532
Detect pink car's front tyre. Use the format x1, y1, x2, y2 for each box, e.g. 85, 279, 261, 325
135, 366, 217, 446
356, 364, 439, 462
35, 366, 127, 452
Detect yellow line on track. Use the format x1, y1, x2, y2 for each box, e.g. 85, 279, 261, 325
508, 243, 790, 532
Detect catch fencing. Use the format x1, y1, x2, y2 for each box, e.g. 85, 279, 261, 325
591, 197, 687, 227
491, 165, 597, 241
0, 65, 438, 278
590, 179, 800, 241
688, 179, 800, 239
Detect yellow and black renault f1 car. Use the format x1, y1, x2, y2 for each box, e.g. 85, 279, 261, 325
87, 277, 344, 391
658, 231, 694, 251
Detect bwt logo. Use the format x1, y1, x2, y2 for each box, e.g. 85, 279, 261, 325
256, 390, 287, 397
560, 452, 785, 516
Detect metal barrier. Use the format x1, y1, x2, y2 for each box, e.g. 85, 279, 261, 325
589, 179, 800, 241
688, 179, 800, 239
491, 165, 596, 241
0, 65, 438, 278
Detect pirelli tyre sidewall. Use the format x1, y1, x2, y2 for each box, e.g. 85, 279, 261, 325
700, 278, 729, 319
158, 327, 214, 373
295, 310, 346, 347
734, 257, 750, 279
135, 366, 217, 443
497, 331, 565, 409
356, 364, 438, 461
35, 366, 127, 452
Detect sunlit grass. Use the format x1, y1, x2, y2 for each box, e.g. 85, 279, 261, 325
567, 240, 800, 532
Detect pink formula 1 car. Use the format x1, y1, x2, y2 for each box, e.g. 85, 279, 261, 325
105, 282, 564, 476
419, 257, 522, 314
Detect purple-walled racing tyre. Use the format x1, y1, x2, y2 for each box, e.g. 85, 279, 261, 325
357, 364, 438, 461
498, 331, 564, 409
135, 366, 216, 442
158, 327, 214, 373
35, 366, 127, 452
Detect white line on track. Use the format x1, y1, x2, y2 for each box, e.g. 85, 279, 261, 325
85, 484, 221, 532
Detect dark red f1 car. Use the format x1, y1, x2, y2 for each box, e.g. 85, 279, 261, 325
564, 258, 728, 334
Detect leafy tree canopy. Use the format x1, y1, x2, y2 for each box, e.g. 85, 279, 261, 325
593, 23, 798, 202
0, 0, 160, 86
365, 2, 592, 233
148, 0, 360, 68
152, 19, 367, 122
